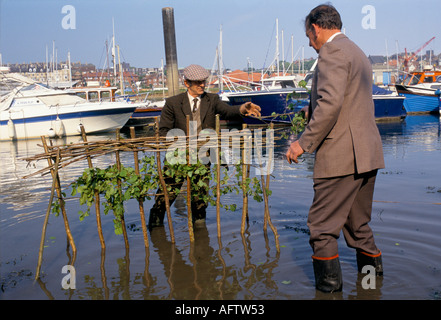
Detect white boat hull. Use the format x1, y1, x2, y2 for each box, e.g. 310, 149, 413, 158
1, 102, 136, 140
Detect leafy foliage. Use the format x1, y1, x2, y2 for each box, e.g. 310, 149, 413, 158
62, 152, 268, 235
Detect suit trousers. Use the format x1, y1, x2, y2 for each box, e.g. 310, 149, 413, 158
307, 169, 381, 259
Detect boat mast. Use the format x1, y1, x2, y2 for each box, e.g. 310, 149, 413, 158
117, 45, 124, 96
161, 58, 165, 99
219, 25, 223, 92
46, 45, 49, 86
68, 51, 72, 85
291, 34, 294, 75
281, 29, 285, 75
112, 18, 117, 86
276, 19, 279, 76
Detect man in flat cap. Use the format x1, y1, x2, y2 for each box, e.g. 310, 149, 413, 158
148, 64, 261, 230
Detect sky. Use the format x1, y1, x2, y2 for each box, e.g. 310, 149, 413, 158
0, 0, 440, 71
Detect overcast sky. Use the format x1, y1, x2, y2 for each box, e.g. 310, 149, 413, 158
1, 0, 440, 70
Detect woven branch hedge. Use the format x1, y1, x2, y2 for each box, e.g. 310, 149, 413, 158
24, 116, 281, 280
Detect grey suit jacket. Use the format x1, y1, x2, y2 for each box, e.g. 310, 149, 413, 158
298, 34, 385, 178
159, 92, 243, 136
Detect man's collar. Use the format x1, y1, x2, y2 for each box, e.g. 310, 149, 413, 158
326, 31, 343, 43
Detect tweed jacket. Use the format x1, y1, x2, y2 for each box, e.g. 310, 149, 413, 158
159, 92, 243, 136
298, 34, 385, 178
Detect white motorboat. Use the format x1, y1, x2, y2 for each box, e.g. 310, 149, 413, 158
0, 74, 136, 140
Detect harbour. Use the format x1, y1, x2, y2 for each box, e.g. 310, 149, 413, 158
1, 1, 441, 303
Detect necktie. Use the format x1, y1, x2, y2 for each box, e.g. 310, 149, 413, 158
193, 98, 198, 112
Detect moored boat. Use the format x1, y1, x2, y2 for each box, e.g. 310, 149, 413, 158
224, 84, 406, 125
224, 87, 309, 125
395, 68, 441, 114
125, 99, 164, 127
0, 75, 136, 140
372, 85, 407, 121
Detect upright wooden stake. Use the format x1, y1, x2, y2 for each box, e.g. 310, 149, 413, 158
261, 123, 279, 251
186, 115, 195, 242
130, 127, 149, 248
35, 148, 60, 280
80, 125, 105, 249
240, 123, 248, 234
115, 129, 130, 249
154, 118, 175, 243
41, 137, 76, 261
215, 114, 221, 238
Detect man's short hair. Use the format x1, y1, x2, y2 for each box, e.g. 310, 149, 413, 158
305, 3, 343, 32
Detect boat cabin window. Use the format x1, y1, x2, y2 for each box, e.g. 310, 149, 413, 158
404, 74, 421, 85
436, 76, 441, 83
280, 80, 296, 88
88, 91, 99, 101
100, 91, 111, 101
75, 92, 87, 100
423, 76, 434, 83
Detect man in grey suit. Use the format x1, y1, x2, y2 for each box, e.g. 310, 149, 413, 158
286, 4, 384, 293
149, 64, 261, 230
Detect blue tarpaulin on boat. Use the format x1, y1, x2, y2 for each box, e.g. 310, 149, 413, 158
372, 84, 393, 95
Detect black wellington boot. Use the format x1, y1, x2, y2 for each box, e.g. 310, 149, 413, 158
356, 251, 383, 276
148, 207, 165, 231
312, 257, 343, 293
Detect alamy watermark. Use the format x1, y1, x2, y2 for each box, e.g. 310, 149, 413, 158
61, 5, 76, 30
361, 265, 377, 289
61, 265, 76, 289
361, 5, 376, 30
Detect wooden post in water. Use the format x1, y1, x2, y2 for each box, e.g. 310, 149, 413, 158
215, 114, 221, 238
240, 123, 249, 234
162, 7, 179, 97
115, 129, 130, 249
261, 123, 279, 252
130, 127, 149, 248
80, 125, 105, 249
41, 137, 76, 261
186, 115, 195, 242
35, 148, 61, 280
154, 117, 175, 243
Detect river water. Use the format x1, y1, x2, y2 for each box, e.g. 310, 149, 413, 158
0, 114, 440, 300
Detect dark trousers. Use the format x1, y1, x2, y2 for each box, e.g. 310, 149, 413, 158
150, 164, 210, 223
307, 169, 381, 258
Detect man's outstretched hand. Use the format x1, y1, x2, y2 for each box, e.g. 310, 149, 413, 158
240, 102, 261, 117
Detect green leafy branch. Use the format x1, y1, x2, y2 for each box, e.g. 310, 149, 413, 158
62, 152, 268, 235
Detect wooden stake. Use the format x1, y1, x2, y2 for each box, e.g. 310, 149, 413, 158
186, 115, 195, 242
41, 137, 77, 261
130, 127, 149, 248
240, 123, 248, 234
35, 148, 60, 280
154, 118, 175, 243
215, 114, 221, 238
115, 129, 130, 249
261, 123, 279, 251
80, 125, 105, 249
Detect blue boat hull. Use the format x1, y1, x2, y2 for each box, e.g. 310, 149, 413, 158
124, 106, 162, 127
401, 93, 439, 114
225, 90, 309, 125
373, 96, 407, 120
225, 87, 406, 124
395, 84, 439, 114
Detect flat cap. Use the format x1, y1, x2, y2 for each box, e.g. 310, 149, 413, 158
183, 64, 210, 81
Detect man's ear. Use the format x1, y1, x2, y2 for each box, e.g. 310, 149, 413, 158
312, 23, 320, 36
